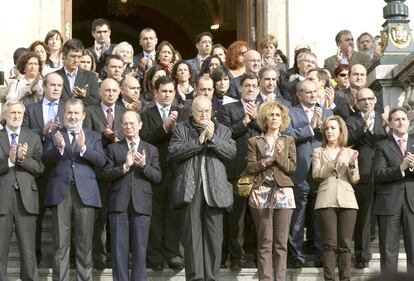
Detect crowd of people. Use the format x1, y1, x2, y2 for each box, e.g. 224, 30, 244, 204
1, 17, 414, 281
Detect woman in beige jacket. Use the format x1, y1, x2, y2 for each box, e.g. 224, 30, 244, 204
312, 115, 359, 281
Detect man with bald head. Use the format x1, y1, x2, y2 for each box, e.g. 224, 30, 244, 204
229, 50, 262, 99
118, 76, 144, 112
169, 95, 236, 280
346, 87, 388, 268
84, 78, 126, 269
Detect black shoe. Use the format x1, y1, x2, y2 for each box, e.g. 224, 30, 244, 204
287, 260, 304, 269
152, 264, 164, 271
355, 261, 368, 269
230, 258, 242, 271
168, 262, 184, 271
94, 261, 106, 270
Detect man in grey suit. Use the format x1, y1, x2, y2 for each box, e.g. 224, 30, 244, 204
186, 31, 213, 77
56, 39, 100, 106
324, 30, 372, 76
0, 101, 44, 281
42, 98, 106, 281
22, 72, 65, 264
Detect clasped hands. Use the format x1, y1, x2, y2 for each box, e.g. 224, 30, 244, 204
199, 120, 215, 144
401, 152, 414, 171
55, 129, 86, 152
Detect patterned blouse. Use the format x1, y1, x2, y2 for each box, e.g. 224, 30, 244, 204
248, 136, 296, 210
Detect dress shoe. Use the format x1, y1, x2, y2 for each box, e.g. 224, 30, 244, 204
230, 258, 242, 271
355, 260, 368, 269
287, 260, 304, 269
94, 261, 106, 270
152, 264, 164, 271
168, 262, 184, 271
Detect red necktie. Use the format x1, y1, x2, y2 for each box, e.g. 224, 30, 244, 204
107, 108, 114, 129
399, 138, 406, 155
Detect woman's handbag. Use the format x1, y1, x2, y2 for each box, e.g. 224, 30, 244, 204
235, 173, 256, 197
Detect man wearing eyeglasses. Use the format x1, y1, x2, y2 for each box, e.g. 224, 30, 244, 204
86, 18, 116, 78
346, 87, 388, 269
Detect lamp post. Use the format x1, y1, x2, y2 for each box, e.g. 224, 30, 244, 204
378, 0, 414, 64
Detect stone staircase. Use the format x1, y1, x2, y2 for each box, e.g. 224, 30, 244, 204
7, 209, 408, 280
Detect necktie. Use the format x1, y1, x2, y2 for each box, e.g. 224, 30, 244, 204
161, 107, 168, 122
107, 108, 114, 129
399, 139, 406, 155
130, 141, 136, 150
127, 103, 134, 110
146, 54, 153, 68
217, 99, 223, 106
70, 132, 77, 149
11, 133, 18, 147
48, 102, 56, 122
11, 133, 19, 189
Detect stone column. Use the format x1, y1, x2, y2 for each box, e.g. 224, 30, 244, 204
264, 0, 289, 54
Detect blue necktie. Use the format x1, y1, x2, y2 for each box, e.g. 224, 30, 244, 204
48, 102, 56, 122
11, 133, 18, 146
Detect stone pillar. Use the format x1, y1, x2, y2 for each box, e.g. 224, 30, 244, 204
264, 0, 288, 54
367, 0, 414, 119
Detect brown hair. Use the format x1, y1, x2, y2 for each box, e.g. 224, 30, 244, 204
321, 115, 348, 147
256, 100, 290, 133
16, 51, 42, 75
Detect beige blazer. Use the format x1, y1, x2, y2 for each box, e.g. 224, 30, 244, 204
312, 147, 360, 209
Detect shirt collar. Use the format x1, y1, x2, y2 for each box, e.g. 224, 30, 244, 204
64, 67, 78, 77
156, 102, 171, 111
101, 103, 115, 113
43, 97, 59, 106
6, 126, 21, 137
393, 133, 408, 143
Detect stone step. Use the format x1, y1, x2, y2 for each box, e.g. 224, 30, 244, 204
6, 267, 408, 281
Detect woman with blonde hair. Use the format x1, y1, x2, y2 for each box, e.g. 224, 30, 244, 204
112, 41, 135, 76
245, 100, 296, 281
312, 115, 359, 281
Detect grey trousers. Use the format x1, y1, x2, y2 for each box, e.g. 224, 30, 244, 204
51, 184, 95, 281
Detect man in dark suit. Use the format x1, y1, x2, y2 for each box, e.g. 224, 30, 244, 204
285, 79, 332, 268
103, 54, 124, 84
186, 31, 213, 77
346, 88, 388, 269
118, 76, 145, 112
56, 39, 100, 106
133, 28, 158, 83
22, 72, 65, 264
0, 101, 44, 281
140, 76, 185, 270
323, 30, 372, 76
169, 95, 236, 280
257, 65, 291, 108
103, 110, 162, 281
86, 18, 116, 78
373, 107, 414, 273
42, 98, 106, 281
218, 72, 261, 270
83, 78, 126, 268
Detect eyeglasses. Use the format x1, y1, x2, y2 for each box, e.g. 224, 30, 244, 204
338, 73, 348, 77
357, 97, 375, 102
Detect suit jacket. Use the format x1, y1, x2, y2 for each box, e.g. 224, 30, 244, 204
228, 76, 242, 100
42, 127, 106, 207
55, 67, 100, 106
312, 147, 359, 209
22, 100, 65, 139
86, 43, 116, 78
346, 112, 388, 183
140, 105, 184, 170
83, 104, 126, 148
217, 101, 261, 179
323, 51, 372, 76
373, 135, 414, 215
0, 128, 44, 215
284, 104, 326, 184
245, 135, 296, 188
186, 57, 199, 78
103, 139, 162, 215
